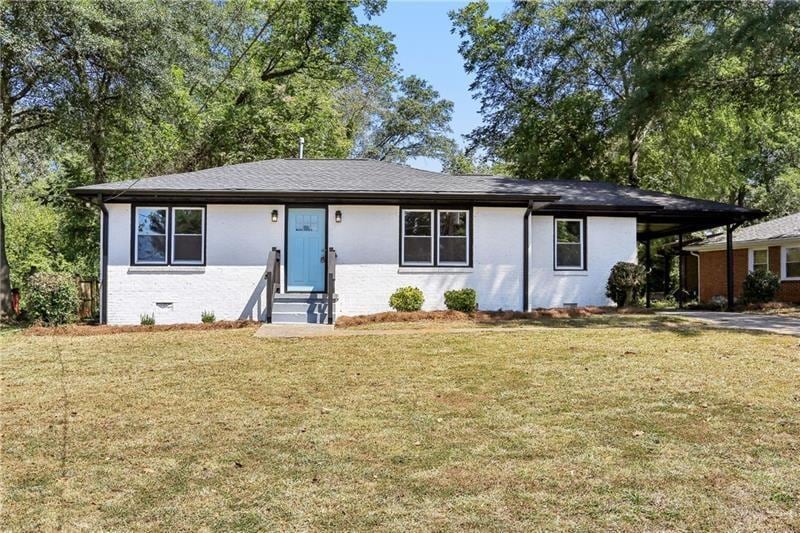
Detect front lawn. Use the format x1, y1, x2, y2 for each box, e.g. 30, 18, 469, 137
2, 318, 798, 530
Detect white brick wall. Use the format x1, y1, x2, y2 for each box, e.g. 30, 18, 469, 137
529, 215, 638, 308
106, 204, 284, 325
328, 205, 524, 315
105, 203, 638, 324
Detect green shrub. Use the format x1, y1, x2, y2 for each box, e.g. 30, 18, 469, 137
201, 310, 216, 323
444, 288, 477, 312
605, 261, 647, 307
389, 286, 424, 312
140, 313, 155, 326
25, 272, 80, 325
742, 269, 780, 303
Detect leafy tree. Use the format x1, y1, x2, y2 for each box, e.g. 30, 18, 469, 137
182, 0, 398, 169
355, 75, 455, 163
452, 0, 800, 220
451, 1, 659, 186
0, 1, 71, 315
1, 0, 462, 315
51, 0, 210, 183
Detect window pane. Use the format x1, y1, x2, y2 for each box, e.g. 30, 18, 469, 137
175, 209, 202, 234
753, 249, 768, 265
403, 237, 431, 263
787, 248, 800, 277
137, 208, 166, 235
137, 235, 166, 262
439, 237, 467, 263
556, 220, 581, 243
174, 235, 202, 262
556, 243, 582, 267
753, 263, 768, 273
404, 211, 431, 236
440, 211, 467, 237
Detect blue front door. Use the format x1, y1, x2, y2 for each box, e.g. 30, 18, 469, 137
287, 208, 326, 292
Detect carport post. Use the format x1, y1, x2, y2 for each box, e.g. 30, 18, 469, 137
726, 224, 734, 311
644, 239, 651, 308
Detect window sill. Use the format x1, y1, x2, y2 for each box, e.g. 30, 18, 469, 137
128, 265, 206, 273
553, 270, 589, 277
398, 266, 473, 274
781, 277, 800, 282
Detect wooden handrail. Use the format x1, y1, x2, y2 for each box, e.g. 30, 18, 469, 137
265, 247, 281, 323
326, 247, 337, 325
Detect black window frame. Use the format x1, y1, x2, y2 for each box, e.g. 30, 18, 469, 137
553, 217, 587, 271
399, 206, 473, 267
131, 204, 207, 266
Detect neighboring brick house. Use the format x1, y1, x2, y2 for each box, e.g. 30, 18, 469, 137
686, 212, 800, 304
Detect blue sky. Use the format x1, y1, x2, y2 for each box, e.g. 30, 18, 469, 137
367, 1, 511, 171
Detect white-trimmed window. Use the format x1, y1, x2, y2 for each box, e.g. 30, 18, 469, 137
555, 218, 584, 270
438, 210, 469, 265
135, 207, 168, 264
401, 209, 434, 265
783, 246, 800, 279
750, 248, 769, 273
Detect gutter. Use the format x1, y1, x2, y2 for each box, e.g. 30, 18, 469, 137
68, 187, 562, 204
521, 200, 554, 311
87, 194, 108, 325
523, 201, 534, 312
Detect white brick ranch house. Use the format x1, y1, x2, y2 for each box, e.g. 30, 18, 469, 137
71, 159, 760, 325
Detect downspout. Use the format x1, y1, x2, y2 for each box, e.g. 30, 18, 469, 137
522, 200, 534, 312
88, 194, 109, 324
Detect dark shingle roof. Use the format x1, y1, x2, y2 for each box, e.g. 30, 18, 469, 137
71, 158, 757, 214
693, 212, 800, 247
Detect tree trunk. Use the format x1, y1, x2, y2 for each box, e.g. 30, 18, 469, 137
627, 130, 641, 188
624, 287, 633, 307
0, 180, 11, 318
0, 61, 12, 317
89, 121, 107, 184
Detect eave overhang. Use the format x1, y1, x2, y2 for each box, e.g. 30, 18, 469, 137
69, 188, 562, 207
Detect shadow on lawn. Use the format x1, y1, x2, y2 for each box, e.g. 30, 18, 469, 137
474, 314, 707, 337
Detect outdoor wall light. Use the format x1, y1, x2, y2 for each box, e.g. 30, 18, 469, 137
271, 209, 279, 223
335, 210, 342, 223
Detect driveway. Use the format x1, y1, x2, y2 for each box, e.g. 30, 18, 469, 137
659, 311, 800, 336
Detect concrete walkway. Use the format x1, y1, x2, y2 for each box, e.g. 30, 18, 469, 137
659, 311, 800, 336
254, 324, 335, 338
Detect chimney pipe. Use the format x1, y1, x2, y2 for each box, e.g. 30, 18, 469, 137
299, 137, 304, 159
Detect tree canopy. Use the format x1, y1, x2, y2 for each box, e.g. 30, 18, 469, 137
0, 0, 457, 313
451, 0, 800, 211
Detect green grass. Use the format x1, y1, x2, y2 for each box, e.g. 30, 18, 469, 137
2, 318, 799, 530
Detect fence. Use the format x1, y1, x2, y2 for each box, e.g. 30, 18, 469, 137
77, 277, 99, 320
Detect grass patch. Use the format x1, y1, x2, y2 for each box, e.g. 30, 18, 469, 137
2, 321, 799, 530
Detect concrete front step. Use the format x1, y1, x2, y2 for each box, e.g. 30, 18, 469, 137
274, 293, 338, 302
271, 293, 337, 324
271, 311, 332, 324
273, 301, 332, 313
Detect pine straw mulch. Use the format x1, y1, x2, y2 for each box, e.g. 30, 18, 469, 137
23, 319, 258, 337
19, 307, 655, 336
335, 306, 652, 328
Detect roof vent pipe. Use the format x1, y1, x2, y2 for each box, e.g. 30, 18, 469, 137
299, 137, 304, 159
